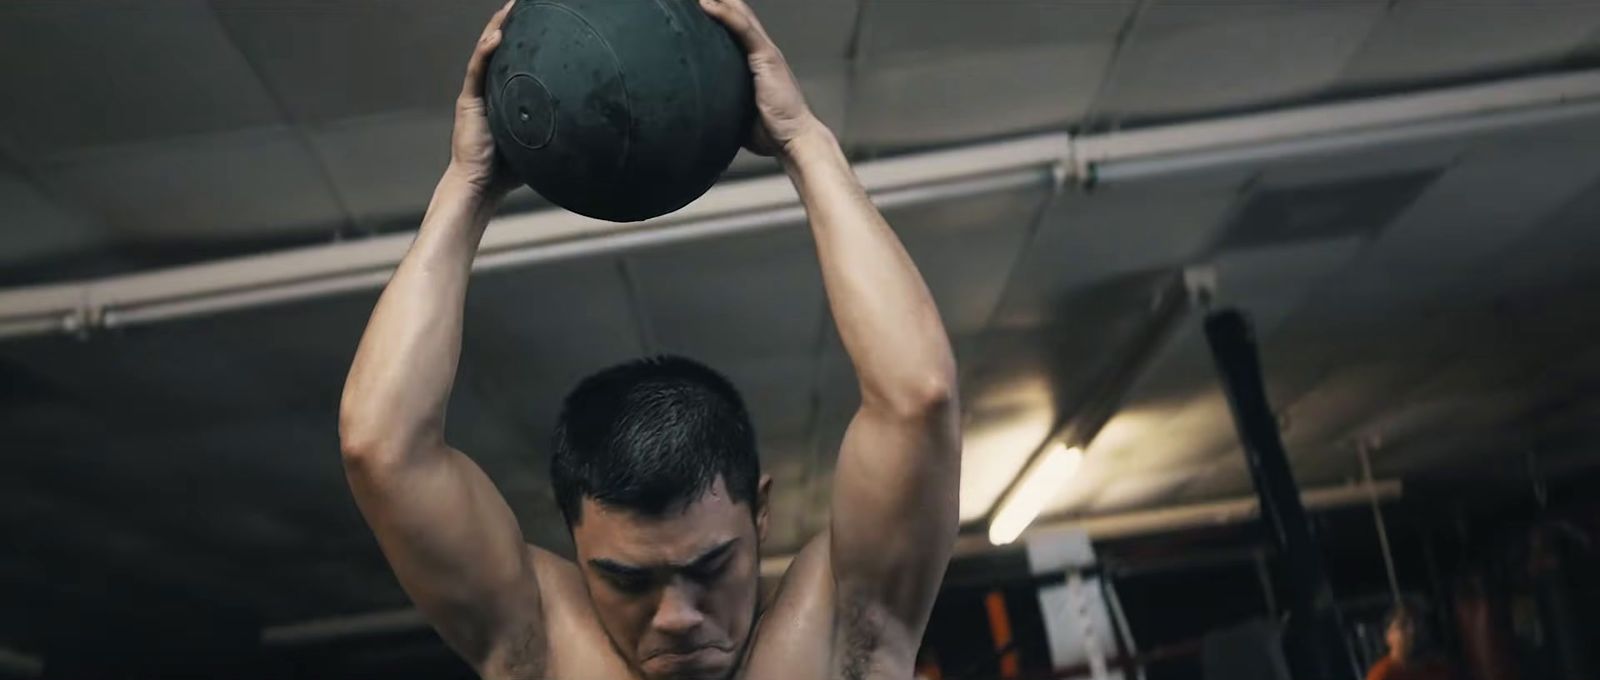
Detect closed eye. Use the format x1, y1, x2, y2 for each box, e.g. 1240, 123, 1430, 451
605, 570, 652, 594
591, 560, 654, 594
685, 542, 735, 582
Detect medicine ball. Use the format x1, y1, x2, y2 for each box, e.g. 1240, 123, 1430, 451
485, 0, 755, 222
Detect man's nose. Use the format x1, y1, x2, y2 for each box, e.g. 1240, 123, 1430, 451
651, 581, 705, 637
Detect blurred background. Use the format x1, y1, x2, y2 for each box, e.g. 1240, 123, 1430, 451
1, 0, 1598, 678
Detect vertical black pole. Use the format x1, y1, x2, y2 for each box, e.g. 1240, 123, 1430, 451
1203, 309, 1358, 680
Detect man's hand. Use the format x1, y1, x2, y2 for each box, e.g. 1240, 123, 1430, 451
448, 0, 521, 200
699, 0, 827, 157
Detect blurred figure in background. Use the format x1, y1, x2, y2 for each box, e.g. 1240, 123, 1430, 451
1367, 603, 1455, 680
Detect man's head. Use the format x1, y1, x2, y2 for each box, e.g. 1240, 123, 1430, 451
1383, 603, 1424, 663
551, 356, 769, 680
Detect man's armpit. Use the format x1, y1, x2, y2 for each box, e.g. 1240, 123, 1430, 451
483, 617, 547, 680
833, 594, 920, 680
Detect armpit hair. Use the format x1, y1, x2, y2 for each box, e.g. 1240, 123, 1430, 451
835, 596, 885, 680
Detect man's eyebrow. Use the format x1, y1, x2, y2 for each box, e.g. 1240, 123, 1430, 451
588, 558, 649, 577
588, 538, 739, 575
683, 539, 738, 570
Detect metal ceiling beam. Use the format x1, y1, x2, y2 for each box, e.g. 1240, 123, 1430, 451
0, 646, 42, 679
952, 479, 1402, 559
261, 479, 1399, 646
5, 69, 1600, 340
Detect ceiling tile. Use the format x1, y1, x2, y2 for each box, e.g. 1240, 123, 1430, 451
1215, 172, 1439, 251
1212, 237, 1369, 333
628, 223, 824, 361
459, 254, 646, 421
994, 181, 1241, 330
1463, 178, 1600, 301
1097, 2, 1386, 121
0, 168, 107, 272
0, 1, 281, 157
748, 0, 859, 69
885, 184, 1051, 336
216, 0, 850, 127
308, 112, 454, 229
851, 1, 1131, 148
718, 354, 817, 442
212, 0, 501, 123
35, 127, 348, 243
1339, 3, 1600, 89
863, 0, 1132, 60
851, 44, 1117, 149
1297, 133, 1600, 325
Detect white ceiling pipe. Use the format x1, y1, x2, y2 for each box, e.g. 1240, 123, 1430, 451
7, 68, 1600, 339
1073, 69, 1600, 172
100, 168, 1049, 330
0, 135, 1069, 337
0, 313, 76, 341
1090, 98, 1600, 184
0, 646, 42, 678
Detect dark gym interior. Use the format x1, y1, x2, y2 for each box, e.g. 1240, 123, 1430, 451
2, 1, 1599, 678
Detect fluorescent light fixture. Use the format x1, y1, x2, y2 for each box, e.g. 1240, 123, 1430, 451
989, 443, 1084, 546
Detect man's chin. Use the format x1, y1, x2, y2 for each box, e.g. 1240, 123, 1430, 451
640, 647, 734, 680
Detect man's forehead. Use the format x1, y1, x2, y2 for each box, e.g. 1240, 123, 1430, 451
579, 476, 744, 524
589, 536, 740, 572
574, 487, 748, 565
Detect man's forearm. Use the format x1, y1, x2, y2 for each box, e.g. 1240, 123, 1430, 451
339, 169, 498, 460
783, 130, 957, 416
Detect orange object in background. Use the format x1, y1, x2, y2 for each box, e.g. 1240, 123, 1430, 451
985, 590, 1020, 679
921, 646, 940, 678
1455, 574, 1519, 680
1366, 655, 1455, 680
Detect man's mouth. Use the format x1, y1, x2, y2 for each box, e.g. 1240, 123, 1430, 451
645, 644, 732, 669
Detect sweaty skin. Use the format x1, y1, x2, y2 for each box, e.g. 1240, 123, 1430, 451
337, 1, 961, 679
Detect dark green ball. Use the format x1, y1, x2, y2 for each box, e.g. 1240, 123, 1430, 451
485, 0, 755, 222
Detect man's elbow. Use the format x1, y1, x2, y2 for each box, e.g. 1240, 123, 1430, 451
338, 407, 428, 473
870, 369, 958, 422
338, 410, 390, 471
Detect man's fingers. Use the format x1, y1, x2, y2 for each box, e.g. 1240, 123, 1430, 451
461, 1, 515, 100
460, 29, 503, 100
699, 0, 771, 55
707, 0, 755, 18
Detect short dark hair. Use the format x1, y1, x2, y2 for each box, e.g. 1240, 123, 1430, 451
550, 355, 760, 526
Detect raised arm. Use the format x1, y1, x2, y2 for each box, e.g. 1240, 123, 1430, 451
337, 4, 545, 676
701, 0, 961, 671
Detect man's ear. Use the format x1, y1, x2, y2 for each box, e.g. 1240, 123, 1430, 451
755, 474, 773, 543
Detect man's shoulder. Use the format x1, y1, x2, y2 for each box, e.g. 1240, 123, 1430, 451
528, 545, 582, 588
742, 534, 834, 678
767, 532, 832, 609
521, 545, 637, 679
526, 544, 598, 623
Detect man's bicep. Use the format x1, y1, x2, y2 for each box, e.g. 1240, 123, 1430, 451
827, 408, 960, 626
345, 446, 544, 671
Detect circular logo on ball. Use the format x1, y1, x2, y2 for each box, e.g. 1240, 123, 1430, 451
500, 74, 556, 150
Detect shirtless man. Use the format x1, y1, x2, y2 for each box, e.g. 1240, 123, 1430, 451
337, 1, 961, 678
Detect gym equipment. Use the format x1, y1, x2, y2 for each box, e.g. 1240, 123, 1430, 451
1205, 309, 1361, 680
485, 0, 755, 222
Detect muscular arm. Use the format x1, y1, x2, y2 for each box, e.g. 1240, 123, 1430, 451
698, 2, 961, 674
789, 131, 961, 665
338, 5, 544, 675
